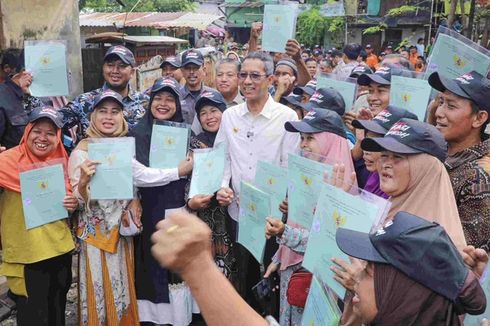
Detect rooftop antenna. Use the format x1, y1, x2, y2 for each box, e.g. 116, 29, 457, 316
121, 0, 143, 44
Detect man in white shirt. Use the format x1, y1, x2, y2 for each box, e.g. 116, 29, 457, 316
215, 58, 244, 107
333, 43, 362, 81
215, 51, 300, 221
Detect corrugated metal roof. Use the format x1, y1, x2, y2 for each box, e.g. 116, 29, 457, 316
85, 33, 189, 44
218, 2, 264, 8
80, 12, 223, 30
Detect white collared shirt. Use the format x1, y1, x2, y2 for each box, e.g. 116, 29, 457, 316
215, 95, 300, 220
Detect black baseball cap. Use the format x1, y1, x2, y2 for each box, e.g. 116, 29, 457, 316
285, 108, 346, 139
365, 44, 372, 49
293, 79, 317, 97
160, 56, 181, 69
195, 89, 227, 115
150, 77, 181, 98
428, 71, 490, 113
331, 49, 342, 57
299, 87, 346, 116
283, 95, 302, 107
336, 211, 468, 302
349, 65, 373, 78
29, 105, 64, 128
93, 89, 124, 110
181, 49, 204, 67
104, 45, 136, 67
358, 66, 392, 86
361, 118, 448, 162
352, 105, 419, 135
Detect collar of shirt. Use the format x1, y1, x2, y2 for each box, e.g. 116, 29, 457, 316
101, 82, 135, 101
180, 83, 206, 98
238, 95, 275, 119
445, 139, 490, 170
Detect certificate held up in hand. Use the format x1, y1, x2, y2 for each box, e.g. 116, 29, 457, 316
262, 4, 299, 53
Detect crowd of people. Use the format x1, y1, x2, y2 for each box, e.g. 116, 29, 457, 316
0, 20, 489, 326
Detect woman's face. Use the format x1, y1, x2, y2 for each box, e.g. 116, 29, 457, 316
27, 119, 58, 159
363, 131, 382, 172
300, 132, 321, 155
379, 151, 411, 196
93, 99, 122, 136
353, 263, 378, 324
199, 105, 223, 133
151, 91, 177, 121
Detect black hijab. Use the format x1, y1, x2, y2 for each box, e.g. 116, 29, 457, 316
195, 98, 226, 147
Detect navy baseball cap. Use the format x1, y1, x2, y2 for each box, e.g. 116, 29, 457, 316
181, 49, 204, 67
352, 105, 419, 135
285, 108, 346, 139
92, 89, 124, 110
365, 44, 372, 49
293, 79, 317, 96
358, 66, 392, 86
299, 87, 346, 116
195, 89, 227, 115
350, 65, 373, 78
104, 45, 136, 66
29, 105, 64, 128
336, 211, 468, 302
283, 94, 302, 107
428, 71, 490, 113
361, 118, 448, 162
160, 56, 181, 69
150, 77, 181, 98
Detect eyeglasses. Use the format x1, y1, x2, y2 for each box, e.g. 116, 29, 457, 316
238, 72, 267, 81
105, 62, 131, 71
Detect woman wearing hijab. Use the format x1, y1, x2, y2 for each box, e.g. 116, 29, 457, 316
264, 109, 357, 326
68, 90, 192, 325
130, 77, 197, 326
185, 89, 237, 286
0, 106, 78, 326
336, 211, 485, 325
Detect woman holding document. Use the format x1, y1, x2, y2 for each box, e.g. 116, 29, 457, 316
264, 108, 357, 326
130, 77, 197, 326
0, 105, 78, 326
68, 90, 192, 325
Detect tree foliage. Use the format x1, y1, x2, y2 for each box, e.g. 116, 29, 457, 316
79, 0, 196, 12
296, 8, 344, 46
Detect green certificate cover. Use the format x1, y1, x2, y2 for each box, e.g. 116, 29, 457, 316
20, 164, 67, 229
25, 40, 69, 97
88, 138, 134, 200
316, 75, 357, 109
303, 184, 378, 297
149, 123, 189, 169
301, 276, 341, 326
254, 161, 288, 220
189, 146, 226, 198
262, 4, 298, 53
390, 76, 432, 121
238, 181, 271, 263
287, 153, 333, 228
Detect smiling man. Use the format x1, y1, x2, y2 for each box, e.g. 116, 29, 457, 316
60, 45, 147, 144
429, 70, 490, 251
215, 58, 243, 107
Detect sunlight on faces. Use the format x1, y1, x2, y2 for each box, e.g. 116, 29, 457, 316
352, 263, 378, 325
93, 99, 123, 136
363, 131, 383, 172
151, 91, 177, 121
199, 105, 223, 133
182, 64, 204, 88
102, 58, 134, 90
367, 82, 390, 116
239, 59, 272, 101
379, 151, 410, 196
306, 60, 318, 78
216, 63, 239, 95
27, 119, 58, 159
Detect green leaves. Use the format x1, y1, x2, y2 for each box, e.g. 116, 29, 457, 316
296, 8, 345, 46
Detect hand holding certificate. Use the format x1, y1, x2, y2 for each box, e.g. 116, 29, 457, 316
150, 122, 190, 169
262, 4, 299, 53
254, 161, 288, 219
317, 74, 358, 110
301, 276, 341, 326
189, 146, 226, 198
24, 40, 69, 97
88, 137, 134, 200
20, 163, 68, 229
238, 181, 271, 263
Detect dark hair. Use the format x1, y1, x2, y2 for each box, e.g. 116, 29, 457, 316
243, 51, 274, 76
343, 43, 362, 60
0, 50, 21, 71
418, 38, 424, 43
382, 54, 413, 71
216, 58, 241, 73
359, 50, 368, 61
470, 101, 490, 140
305, 58, 317, 65
320, 58, 334, 67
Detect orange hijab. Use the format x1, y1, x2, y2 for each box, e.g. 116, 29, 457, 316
0, 121, 72, 194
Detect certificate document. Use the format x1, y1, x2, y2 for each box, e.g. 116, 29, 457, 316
238, 181, 271, 263
88, 137, 134, 200
316, 75, 358, 109
25, 40, 69, 97
262, 4, 298, 53
189, 146, 226, 198
20, 163, 67, 229
301, 276, 341, 326
149, 123, 190, 169
303, 184, 378, 297
254, 161, 288, 220
390, 76, 432, 121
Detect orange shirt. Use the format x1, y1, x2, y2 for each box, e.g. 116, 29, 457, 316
409, 53, 418, 66
366, 53, 379, 70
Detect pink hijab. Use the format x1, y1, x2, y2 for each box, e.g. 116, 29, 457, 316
278, 131, 357, 270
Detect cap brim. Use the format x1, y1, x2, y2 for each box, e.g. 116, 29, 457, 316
285, 120, 322, 133
361, 136, 422, 155
352, 119, 388, 135
104, 53, 132, 66
358, 73, 390, 86
31, 116, 64, 129
152, 85, 179, 98
293, 86, 315, 96
336, 228, 387, 263
283, 97, 301, 107
298, 102, 318, 111
94, 96, 124, 110
428, 72, 470, 99
161, 61, 181, 68
182, 59, 203, 67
